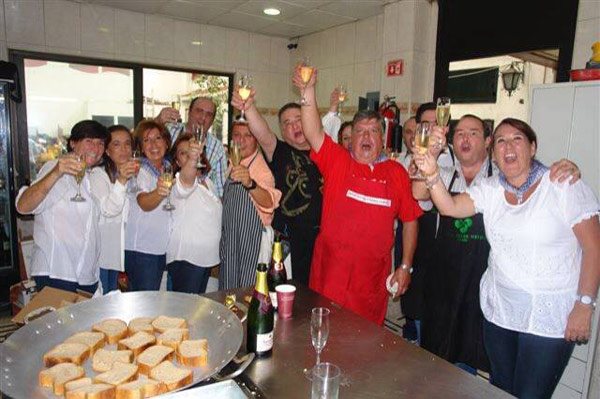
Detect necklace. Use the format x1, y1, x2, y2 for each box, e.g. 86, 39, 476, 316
499, 159, 548, 204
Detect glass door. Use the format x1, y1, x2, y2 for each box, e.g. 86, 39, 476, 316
0, 80, 17, 272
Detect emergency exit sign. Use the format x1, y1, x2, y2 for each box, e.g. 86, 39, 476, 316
386, 60, 403, 76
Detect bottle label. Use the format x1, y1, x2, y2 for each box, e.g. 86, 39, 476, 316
269, 291, 278, 309
256, 331, 274, 353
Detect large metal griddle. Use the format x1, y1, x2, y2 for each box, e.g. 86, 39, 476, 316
0, 291, 245, 398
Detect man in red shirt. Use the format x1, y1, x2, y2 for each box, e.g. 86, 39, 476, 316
294, 68, 422, 325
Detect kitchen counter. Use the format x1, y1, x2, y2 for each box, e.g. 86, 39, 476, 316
203, 283, 511, 398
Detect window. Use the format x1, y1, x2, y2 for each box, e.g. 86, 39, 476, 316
448, 67, 499, 104
143, 69, 229, 144
23, 59, 134, 179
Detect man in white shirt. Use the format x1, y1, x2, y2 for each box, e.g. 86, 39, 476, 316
16, 120, 107, 294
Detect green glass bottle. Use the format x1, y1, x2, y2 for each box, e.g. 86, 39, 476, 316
247, 263, 274, 357
267, 238, 287, 310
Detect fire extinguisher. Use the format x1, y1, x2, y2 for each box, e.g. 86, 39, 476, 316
378, 95, 402, 152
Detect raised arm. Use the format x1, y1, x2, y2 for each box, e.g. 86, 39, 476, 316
231, 87, 277, 161
292, 66, 324, 152
412, 125, 447, 201
17, 155, 82, 214
413, 151, 475, 218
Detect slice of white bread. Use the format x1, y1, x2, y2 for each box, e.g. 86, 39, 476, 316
127, 318, 154, 335
149, 361, 193, 392
65, 332, 106, 355
115, 378, 166, 399
136, 345, 174, 375
94, 362, 138, 386
118, 332, 156, 357
176, 339, 208, 367
151, 316, 187, 333
65, 383, 116, 399
92, 319, 128, 345
65, 377, 93, 392
92, 348, 134, 373
156, 329, 189, 350
43, 342, 90, 367
38, 362, 85, 395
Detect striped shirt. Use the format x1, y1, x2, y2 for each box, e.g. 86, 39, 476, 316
167, 123, 227, 198
439, 156, 497, 193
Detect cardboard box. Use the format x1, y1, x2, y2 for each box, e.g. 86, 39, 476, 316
11, 286, 91, 325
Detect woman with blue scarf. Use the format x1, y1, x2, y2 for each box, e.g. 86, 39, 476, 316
124, 119, 173, 291
414, 118, 600, 398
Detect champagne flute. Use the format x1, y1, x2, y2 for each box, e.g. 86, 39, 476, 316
171, 95, 183, 124
70, 154, 87, 202
129, 149, 142, 194
229, 142, 242, 185
337, 83, 347, 118
409, 123, 431, 180
161, 163, 175, 211
436, 97, 451, 127
192, 124, 207, 169
300, 57, 313, 106
304, 307, 330, 380
238, 75, 251, 123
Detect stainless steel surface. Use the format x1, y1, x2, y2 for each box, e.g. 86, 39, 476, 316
204, 284, 513, 399
161, 380, 250, 399
213, 352, 255, 381
1, 291, 243, 399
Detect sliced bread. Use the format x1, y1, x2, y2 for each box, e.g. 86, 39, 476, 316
149, 361, 193, 392
43, 342, 90, 367
38, 362, 85, 395
177, 339, 208, 367
94, 362, 138, 386
127, 318, 154, 335
151, 316, 187, 333
115, 378, 166, 399
156, 329, 189, 350
118, 332, 156, 357
65, 331, 106, 354
65, 383, 116, 399
136, 345, 174, 375
92, 348, 134, 373
92, 319, 128, 344
65, 377, 93, 392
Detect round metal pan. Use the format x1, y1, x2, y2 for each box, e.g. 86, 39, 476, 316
1, 291, 243, 398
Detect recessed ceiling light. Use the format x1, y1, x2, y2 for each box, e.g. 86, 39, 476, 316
263, 8, 281, 16
191, 41, 203, 46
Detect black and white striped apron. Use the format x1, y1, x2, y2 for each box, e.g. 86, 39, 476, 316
219, 167, 263, 290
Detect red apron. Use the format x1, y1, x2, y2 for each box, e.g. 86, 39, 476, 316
309, 163, 397, 325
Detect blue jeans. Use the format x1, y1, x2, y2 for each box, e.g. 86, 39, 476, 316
483, 319, 574, 398
99, 268, 120, 293
124, 251, 165, 291
33, 276, 97, 295
167, 260, 212, 294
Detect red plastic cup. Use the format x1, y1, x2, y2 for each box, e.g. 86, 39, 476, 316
276, 284, 296, 319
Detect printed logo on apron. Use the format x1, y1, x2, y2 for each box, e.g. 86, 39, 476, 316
452, 217, 485, 243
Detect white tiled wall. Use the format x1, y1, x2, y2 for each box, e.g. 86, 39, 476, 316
0, 0, 291, 114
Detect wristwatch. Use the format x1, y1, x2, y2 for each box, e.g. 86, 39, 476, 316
244, 179, 257, 191
399, 263, 413, 274
576, 295, 597, 309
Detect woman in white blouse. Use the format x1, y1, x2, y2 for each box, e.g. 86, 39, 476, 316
16, 120, 107, 294
124, 120, 173, 291
89, 125, 136, 293
414, 118, 600, 398
167, 133, 222, 294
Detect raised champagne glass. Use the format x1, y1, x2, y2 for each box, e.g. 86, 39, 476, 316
171, 95, 183, 123
409, 123, 431, 180
304, 307, 330, 380
238, 75, 251, 123
193, 124, 207, 169
229, 142, 242, 185
337, 83, 347, 118
436, 97, 451, 127
161, 163, 175, 211
300, 57, 313, 106
129, 149, 142, 194
70, 155, 87, 202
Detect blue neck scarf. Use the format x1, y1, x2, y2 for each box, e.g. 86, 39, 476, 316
141, 158, 170, 177
498, 159, 548, 204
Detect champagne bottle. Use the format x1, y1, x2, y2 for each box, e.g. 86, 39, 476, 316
267, 238, 287, 310
247, 263, 274, 357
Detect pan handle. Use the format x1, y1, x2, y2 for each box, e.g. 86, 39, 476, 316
213, 352, 255, 381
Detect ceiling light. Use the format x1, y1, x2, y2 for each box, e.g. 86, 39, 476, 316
191, 41, 203, 46
263, 8, 281, 16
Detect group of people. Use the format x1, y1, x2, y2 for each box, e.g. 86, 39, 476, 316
17, 66, 599, 399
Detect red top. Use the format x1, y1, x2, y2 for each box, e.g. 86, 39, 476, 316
309, 135, 422, 324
